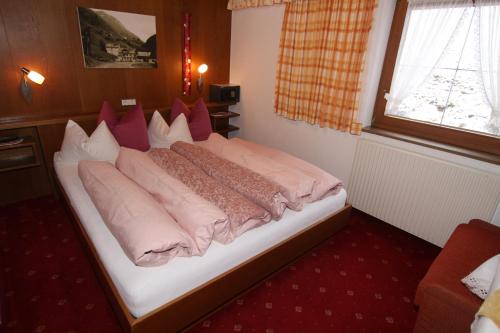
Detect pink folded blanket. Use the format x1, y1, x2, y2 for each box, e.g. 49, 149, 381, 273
228, 135, 343, 201
78, 160, 193, 267
197, 133, 317, 210
171, 141, 288, 220
116, 147, 231, 255
148, 148, 271, 237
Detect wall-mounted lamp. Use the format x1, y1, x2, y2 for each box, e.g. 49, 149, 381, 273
20, 67, 45, 103
197, 63, 208, 92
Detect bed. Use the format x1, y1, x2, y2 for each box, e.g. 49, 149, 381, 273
55, 141, 350, 333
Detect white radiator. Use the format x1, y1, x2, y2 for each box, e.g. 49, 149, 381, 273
348, 139, 500, 247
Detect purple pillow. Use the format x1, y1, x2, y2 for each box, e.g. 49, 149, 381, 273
189, 99, 213, 141
170, 97, 191, 123
97, 101, 150, 152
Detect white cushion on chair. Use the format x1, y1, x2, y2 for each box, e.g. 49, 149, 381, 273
462, 254, 500, 300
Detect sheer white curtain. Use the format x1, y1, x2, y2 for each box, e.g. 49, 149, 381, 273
385, 0, 472, 112
477, 1, 500, 128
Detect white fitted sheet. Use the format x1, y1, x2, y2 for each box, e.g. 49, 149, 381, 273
54, 155, 347, 318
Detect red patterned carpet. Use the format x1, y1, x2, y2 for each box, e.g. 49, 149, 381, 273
0, 196, 439, 333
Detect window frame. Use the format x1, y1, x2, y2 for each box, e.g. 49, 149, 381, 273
371, 0, 500, 156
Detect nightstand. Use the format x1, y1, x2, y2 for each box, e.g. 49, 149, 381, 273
210, 111, 240, 138
0, 127, 52, 204
0, 136, 40, 172
206, 101, 239, 138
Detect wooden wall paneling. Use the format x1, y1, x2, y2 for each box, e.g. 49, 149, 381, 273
163, 1, 184, 103
0, 0, 233, 202
0, 0, 47, 116
34, 0, 82, 117
0, 0, 232, 121
0, 12, 21, 118
0, 0, 82, 118
208, 0, 232, 83
122, 1, 172, 110
64, 0, 128, 113
182, 0, 231, 103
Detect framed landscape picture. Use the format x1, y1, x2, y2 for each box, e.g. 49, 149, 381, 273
77, 7, 157, 68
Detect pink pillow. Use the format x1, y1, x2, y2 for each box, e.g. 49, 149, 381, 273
169, 98, 212, 141
170, 97, 191, 123
97, 101, 150, 151
189, 98, 213, 141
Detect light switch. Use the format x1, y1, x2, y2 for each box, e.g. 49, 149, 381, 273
121, 98, 136, 106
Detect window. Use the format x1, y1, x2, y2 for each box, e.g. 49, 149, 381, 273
372, 0, 500, 156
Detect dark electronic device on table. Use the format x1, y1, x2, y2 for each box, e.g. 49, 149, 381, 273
209, 84, 240, 103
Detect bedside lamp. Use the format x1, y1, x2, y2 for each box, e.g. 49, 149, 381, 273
197, 63, 208, 93
20, 67, 45, 103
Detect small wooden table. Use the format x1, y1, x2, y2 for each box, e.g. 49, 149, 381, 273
210, 111, 240, 137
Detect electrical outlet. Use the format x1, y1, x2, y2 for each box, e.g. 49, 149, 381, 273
121, 98, 136, 106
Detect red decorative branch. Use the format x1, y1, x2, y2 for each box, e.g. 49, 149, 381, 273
182, 12, 192, 95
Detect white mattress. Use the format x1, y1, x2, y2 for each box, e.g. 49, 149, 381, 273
54, 155, 347, 318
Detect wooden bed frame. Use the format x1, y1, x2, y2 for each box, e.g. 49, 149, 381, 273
57, 173, 351, 333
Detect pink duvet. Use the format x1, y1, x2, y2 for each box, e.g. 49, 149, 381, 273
78, 160, 193, 267
116, 147, 231, 254
148, 148, 271, 237
197, 133, 338, 210
171, 141, 288, 219
230, 136, 343, 201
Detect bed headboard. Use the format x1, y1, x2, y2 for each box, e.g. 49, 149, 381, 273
0, 106, 169, 204
0, 106, 169, 172
0, 101, 231, 203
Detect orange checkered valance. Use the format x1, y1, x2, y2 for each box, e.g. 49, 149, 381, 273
274, 0, 377, 135
227, 0, 293, 10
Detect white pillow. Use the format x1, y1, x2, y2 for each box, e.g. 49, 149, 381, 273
57, 120, 120, 164
462, 254, 500, 300
148, 111, 193, 148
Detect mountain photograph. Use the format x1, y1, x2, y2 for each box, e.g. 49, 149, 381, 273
77, 7, 157, 68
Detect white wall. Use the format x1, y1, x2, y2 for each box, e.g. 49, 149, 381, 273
229, 2, 396, 186
229, 2, 500, 225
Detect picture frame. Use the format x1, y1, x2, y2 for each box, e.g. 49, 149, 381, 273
77, 7, 157, 69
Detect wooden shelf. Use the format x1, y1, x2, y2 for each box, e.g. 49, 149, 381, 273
205, 101, 237, 108
216, 125, 239, 135
209, 111, 240, 119
210, 107, 240, 138
0, 136, 35, 150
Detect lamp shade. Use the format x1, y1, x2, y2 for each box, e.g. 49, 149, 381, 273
21, 67, 45, 85
27, 70, 45, 85
197, 64, 208, 74
20, 67, 45, 103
